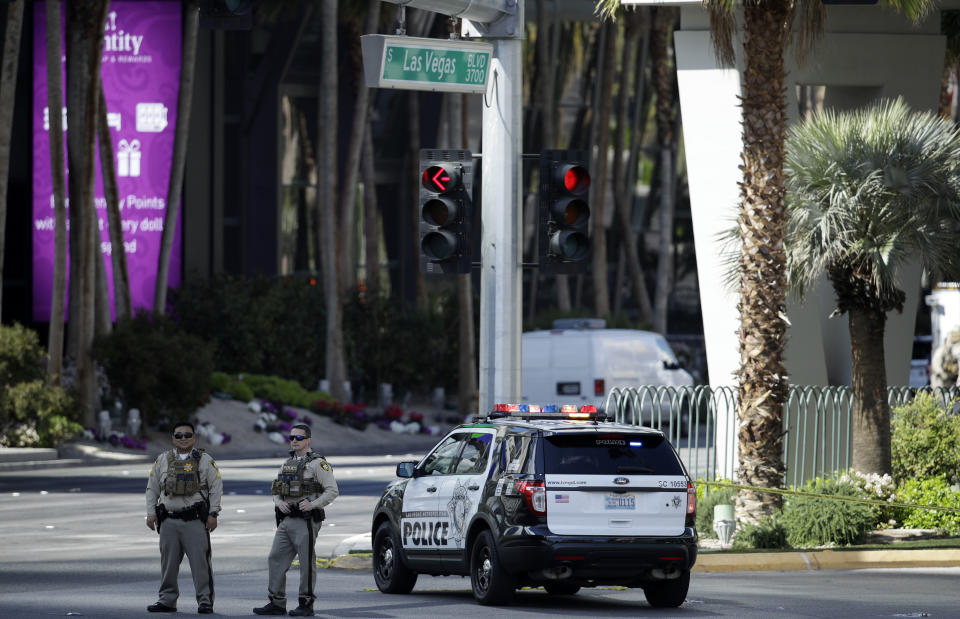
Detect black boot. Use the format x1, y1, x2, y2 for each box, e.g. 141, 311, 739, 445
252, 601, 286, 615
147, 602, 176, 612
288, 597, 314, 616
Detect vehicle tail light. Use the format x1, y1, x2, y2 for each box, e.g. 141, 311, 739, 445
686, 482, 696, 526
594, 379, 605, 396
515, 480, 546, 515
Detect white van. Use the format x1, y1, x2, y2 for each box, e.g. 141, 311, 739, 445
521, 320, 694, 414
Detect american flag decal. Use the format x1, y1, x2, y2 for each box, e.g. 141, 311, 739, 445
555, 493, 569, 503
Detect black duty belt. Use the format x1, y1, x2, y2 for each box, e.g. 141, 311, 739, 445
167, 505, 203, 521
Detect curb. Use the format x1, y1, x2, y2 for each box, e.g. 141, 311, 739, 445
324, 548, 960, 572
693, 548, 960, 572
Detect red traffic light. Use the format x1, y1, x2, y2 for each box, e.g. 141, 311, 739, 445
558, 164, 590, 195
422, 164, 461, 193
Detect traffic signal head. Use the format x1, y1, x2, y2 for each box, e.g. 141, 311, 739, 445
539, 150, 591, 274
419, 150, 473, 275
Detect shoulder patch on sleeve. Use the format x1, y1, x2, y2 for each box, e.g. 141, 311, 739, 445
319, 461, 331, 472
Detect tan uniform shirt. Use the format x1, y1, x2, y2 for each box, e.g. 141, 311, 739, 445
146, 449, 224, 516
272, 452, 339, 510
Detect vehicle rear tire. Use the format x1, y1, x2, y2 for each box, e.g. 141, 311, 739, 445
470, 530, 515, 605
643, 570, 690, 608
373, 522, 418, 594
543, 582, 580, 595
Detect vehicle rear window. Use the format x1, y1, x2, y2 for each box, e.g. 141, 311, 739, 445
543, 433, 684, 476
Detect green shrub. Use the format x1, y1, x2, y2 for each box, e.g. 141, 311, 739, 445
92, 312, 214, 423
896, 476, 960, 535
210, 371, 255, 402
0, 322, 46, 385
1, 380, 83, 447
732, 514, 789, 550
695, 484, 736, 538
239, 373, 329, 409
0, 324, 83, 447
891, 393, 960, 484
171, 275, 326, 390
781, 477, 875, 547
173, 275, 467, 402
343, 291, 461, 400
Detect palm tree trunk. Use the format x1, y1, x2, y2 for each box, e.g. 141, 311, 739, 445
66, 0, 110, 425
590, 21, 616, 319
93, 219, 111, 336
320, 0, 346, 402
848, 306, 892, 475
526, 0, 554, 321
0, 0, 23, 322
98, 84, 132, 319
155, 0, 199, 314
46, 0, 67, 385
338, 0, 380, 293
614, 11, 653, 325
361, 125, 379, 298
652, 7, 677, 335
734, 0, 792, 525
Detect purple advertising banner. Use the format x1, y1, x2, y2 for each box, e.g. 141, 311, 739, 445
32, 1, 182, 322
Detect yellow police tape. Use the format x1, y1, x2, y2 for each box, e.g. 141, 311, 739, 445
698, 479, 960, 513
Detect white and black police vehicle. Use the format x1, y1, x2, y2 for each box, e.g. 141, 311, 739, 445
370, 404, 698, 607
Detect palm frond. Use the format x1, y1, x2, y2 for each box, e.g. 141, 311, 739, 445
786, 97, 960, 311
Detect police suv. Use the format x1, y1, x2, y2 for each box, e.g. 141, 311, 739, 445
370, 404, 698, 607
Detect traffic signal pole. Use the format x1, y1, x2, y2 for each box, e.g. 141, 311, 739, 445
376, 0, 523, 415
478, 35, 523, 417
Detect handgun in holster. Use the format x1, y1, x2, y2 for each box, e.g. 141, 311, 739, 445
155, 504, 169, 532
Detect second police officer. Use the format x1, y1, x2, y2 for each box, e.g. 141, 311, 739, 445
254, 423, 339, 617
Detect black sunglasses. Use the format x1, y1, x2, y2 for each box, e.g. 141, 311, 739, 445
173, 432, 194, 439
289, 434, 309, 441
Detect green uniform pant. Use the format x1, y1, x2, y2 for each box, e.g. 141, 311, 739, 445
158, 518, 214, 607
267, 516, 319, 606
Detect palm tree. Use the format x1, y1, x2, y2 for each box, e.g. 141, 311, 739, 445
597, 0, 933, 523
65, 0, 110, 424
320, 0, 347, 402
0, 0, 23, 322
154, 0, 199, 314
785, 98, 960, 476
98, 85, 132, 320
45, 0, 67, 385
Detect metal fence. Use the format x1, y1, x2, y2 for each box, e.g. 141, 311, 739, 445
603, 385, 960, 487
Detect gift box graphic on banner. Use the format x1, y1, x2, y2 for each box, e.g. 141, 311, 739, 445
117, 139, 142, 178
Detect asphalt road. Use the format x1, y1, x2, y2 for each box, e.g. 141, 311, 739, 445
1, 457, 958, 618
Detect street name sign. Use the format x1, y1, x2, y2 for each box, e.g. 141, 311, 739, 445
361, 35, 493, 94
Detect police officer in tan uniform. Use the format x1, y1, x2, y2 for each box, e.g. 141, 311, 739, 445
254, 423, 339, 617
145, 421, 223, 614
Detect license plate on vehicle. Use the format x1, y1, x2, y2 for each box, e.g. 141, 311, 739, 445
605, 494, 636, 510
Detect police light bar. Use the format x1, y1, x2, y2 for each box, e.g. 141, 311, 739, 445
488, 403, 605, 421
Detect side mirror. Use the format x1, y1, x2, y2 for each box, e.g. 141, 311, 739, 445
396, 461, 417, 478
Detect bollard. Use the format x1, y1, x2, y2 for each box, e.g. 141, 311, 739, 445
126, 409, 141, 437
379, 383, 393, 408
97, 410, 112, 439
432, 387, 445, 409
713, 503, 736, 547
